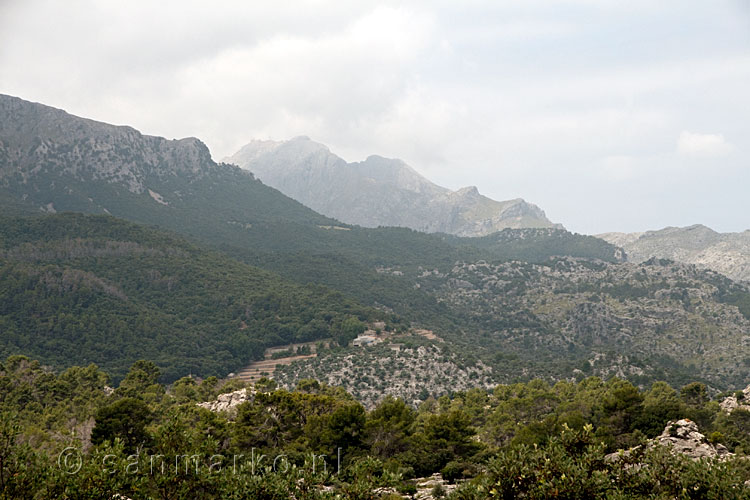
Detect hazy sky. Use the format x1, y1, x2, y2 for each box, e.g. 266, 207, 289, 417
1, 1, 749, 234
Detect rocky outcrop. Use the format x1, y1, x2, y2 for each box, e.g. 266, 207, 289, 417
414, 473, 458, 499
372, 474, 458, 500
720, 385, 750, 413
197, 388, 254, 414
607, 419, 732, 462
225, 136, 559, 236
0, 94, 217, 194
655, 419, 732, 459
598, 225, 750, 283
0, 93, 227, 217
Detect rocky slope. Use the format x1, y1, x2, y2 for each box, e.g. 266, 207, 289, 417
274, 343, 495, 409
598, 225, 750, 283
225, 136, 559, 236
263, 256, 750, 397
0, 93, 352, 254
0, 94, 219, 205
406, 257, 750, 389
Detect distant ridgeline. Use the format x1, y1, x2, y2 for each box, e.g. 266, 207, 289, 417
4, 93, 750, 393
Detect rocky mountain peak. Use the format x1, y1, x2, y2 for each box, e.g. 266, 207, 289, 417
354, 155, 443, 195
226, 136, 559, 236
281, 135, 331, 155
230, 139, 283, 163
643, 224, 720, 244
455, 185, 480, 198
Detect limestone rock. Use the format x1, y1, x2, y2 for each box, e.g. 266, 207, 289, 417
720, 385, 750, 413
598, 225, 750, 283
0, 93, 218, 207
655, 419, 731, 459
197, 388, 254, 414
607, 419, 731, 462
414, 473, 458, 499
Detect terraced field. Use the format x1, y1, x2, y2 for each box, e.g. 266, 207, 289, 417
234, 340, 330, 383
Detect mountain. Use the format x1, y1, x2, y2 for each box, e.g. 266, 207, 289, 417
598, 225, 750, 283
0, 94, 621, 320
15, 93, 731, 393
225, 136, 560, 236
0, 94, 345, 254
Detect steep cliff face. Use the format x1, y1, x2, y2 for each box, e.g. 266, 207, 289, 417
0, 94, 216, 196
599, 225, 750, 283
226, 136, 559, 236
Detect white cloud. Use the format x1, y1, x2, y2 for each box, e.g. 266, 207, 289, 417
677, 131, 733, 157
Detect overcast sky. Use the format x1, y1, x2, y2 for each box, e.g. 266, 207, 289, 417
1, 1, 749, 234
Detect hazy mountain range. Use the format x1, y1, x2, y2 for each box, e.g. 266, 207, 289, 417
225, 136, 560, 237
599, 225, 750, 283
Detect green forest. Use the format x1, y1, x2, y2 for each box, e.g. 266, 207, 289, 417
0, 212, 635, 386
0, 214, 392, 382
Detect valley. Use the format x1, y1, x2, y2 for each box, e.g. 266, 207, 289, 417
0, 92, 749, 499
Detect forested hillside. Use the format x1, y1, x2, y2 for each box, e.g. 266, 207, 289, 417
0, 214, 390, 381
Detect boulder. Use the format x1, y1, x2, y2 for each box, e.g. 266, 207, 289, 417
655, 419, 731, 459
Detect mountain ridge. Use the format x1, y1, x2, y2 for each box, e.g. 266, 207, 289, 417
225, 136, 561, 236
0, 93, 624, 343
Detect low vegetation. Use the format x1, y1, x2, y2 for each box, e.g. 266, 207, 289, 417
4, 355, 750, 498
